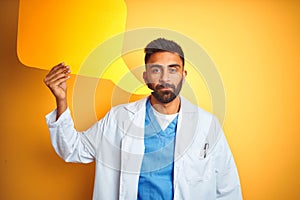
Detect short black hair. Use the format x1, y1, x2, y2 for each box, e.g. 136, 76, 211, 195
144, 38, 185, 66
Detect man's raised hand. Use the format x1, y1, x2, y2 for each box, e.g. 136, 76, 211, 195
44, 62, 71, 119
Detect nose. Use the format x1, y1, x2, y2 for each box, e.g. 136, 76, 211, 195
159, 68, 169, 83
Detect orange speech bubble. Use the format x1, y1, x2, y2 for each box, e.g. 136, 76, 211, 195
17, 0, 127, 75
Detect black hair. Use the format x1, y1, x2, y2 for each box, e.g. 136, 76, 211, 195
144, 38, 185, 66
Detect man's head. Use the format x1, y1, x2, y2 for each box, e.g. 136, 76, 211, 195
143, 38, 187, 104
144, 38, 185, 67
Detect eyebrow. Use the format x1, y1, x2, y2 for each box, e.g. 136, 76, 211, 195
148, 64, 181, 68
168, 64, 181, 68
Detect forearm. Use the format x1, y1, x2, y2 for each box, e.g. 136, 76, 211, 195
56, 98, 67, 120
46, 108, 95, 163
215, 133, 243, 199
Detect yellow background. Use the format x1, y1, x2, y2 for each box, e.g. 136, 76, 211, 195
1, 0, 300, 199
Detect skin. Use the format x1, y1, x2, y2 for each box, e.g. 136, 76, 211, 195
44, 51, 186, 120
43, 62, 70, 120
143, 51, 187, 114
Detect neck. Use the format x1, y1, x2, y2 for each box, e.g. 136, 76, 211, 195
150, 95, 181, 114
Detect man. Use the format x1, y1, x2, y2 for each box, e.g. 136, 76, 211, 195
44, 38, 242, 199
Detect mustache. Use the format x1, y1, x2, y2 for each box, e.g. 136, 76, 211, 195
155, 83, 176, 90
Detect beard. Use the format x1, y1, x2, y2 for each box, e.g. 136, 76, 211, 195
147, 78, 184, 104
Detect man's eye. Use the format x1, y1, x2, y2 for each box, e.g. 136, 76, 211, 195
169, 68, 177, 73
151, 68, 161, 73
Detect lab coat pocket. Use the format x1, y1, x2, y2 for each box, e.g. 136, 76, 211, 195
183, 155, 216, 199
184, 153, 214, 186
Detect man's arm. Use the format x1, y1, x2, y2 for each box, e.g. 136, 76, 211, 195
43, 62, 70, 120
211, 117, 243, 199
44, 63, 95, 163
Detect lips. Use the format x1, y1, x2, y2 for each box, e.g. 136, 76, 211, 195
158, 87, 173, 92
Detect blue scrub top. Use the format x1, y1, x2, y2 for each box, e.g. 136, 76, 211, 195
137, 100, 178, 200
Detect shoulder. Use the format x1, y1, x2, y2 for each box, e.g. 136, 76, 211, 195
107, 97, 148, 118
180, 96, 216, 123
180, 96, 222, 147
183, 99, 226, 154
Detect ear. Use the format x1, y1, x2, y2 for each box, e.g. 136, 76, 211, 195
182, 70, 187, 83
143, 71, 148, 83
183, 70, 187, 78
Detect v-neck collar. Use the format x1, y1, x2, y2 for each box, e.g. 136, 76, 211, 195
145, 99, 178, 137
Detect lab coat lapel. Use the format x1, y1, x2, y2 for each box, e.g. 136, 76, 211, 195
121, 118, 145, 172
175, 97, 201, 159
174, 97, 205, 190
119, 98, 146, 199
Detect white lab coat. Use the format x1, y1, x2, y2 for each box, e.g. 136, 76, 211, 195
46, 96, 243, 200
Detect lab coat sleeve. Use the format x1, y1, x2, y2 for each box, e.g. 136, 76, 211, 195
45, 108, 105, 163
212, 117, 243, 200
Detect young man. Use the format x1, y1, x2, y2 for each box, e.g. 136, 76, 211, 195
44, 38, 242, 199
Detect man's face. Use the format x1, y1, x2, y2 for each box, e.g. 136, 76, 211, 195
143, 51, 187, 104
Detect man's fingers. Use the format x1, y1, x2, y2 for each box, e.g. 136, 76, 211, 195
47, 75, 70, 89
45, 72, 70, 86
50, 64, 69, 76
46, 67, 70, 82
51, 62, 65, 72
44, 65, 70, 83
47, 62, 68, 77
